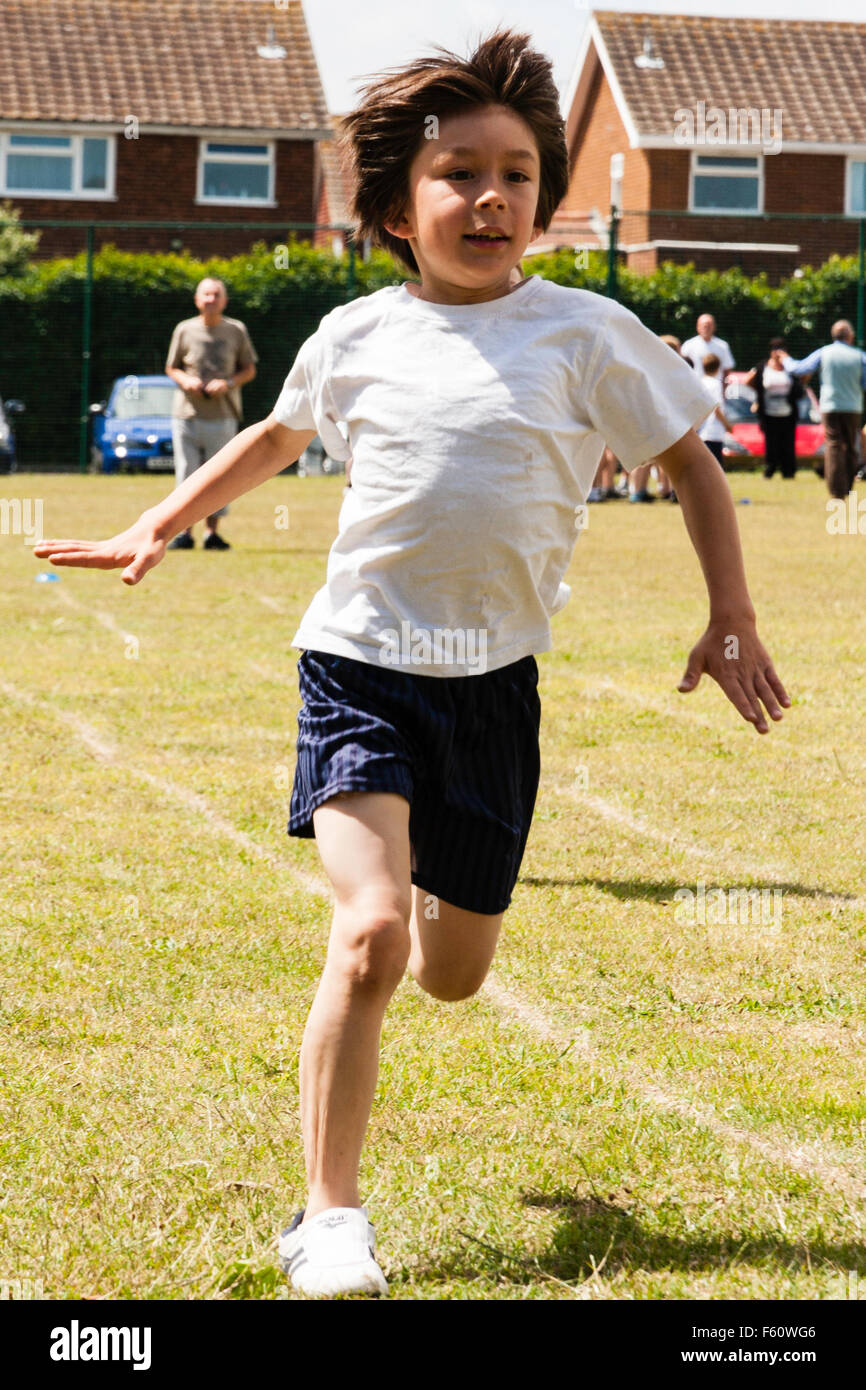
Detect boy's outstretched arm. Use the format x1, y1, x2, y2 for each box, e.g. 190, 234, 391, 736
33, 416, 316, 586
651, 428, 791, 735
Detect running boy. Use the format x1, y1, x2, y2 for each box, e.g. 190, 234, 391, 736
34, 30, 790, 1298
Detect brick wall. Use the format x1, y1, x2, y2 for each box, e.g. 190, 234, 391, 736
565, 66, 652, 247
628, 150, 859, 279
15, 133, 317, 258
560, 59, 862, 278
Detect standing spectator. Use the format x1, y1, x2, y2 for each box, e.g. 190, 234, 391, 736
165, 278, 258, 550
681, 314, 735, 385
743, 338, 803, 480
654, 334, 690, 500
787, 320, 866, 499
697, 354, 734, 467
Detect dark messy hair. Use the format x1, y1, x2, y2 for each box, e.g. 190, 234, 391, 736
339, 29, 569, 273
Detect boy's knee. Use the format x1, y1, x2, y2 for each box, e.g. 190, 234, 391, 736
332, 897, 411, 992
412, 963, 488, 1003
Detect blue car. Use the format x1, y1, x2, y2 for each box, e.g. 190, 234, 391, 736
90, 374, 176, 473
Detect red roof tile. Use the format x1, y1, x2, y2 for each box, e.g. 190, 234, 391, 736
0, 0, 330, 132
592, 12, 866, 145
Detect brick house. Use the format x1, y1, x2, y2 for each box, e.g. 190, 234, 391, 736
531, 11, 866, 280
0, 0, 334, 258
313, 113, 355, 256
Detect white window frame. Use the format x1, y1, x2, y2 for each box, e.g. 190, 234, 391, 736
844, 157, 866, 216
688, 151, 763, 216
196, 138, 276, 207
0, 129, 115, 199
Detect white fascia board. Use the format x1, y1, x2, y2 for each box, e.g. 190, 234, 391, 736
591, 20, 641, 150
621, 239, 801, 253
637, 135, 866, 155
0, 119, 330, 140
0, 119, 125, 133
135, 125, 332, 141
561, 18, 597, 136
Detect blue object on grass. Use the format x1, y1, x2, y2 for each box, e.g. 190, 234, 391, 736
738, 498, 752, 505
35, 571, 61, 582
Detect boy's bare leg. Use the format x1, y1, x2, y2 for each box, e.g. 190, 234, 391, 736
302, 791, 412, 1221
408, 887, 503, 1001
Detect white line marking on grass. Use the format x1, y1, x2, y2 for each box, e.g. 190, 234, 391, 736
5, 679, 863, 1206
546, 775, 791, 877
256, 595, 285, 613
573, 674, 866, 780
638, 1083, 866, 1208
544, 778, 866, 913
483, 975, 866, 1208
483, 979, 594, 1051
574, 675, 716, 732
54, 584, 138, 647
0, 680, 327, 901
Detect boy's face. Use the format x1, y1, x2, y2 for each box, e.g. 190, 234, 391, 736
386, 105, 544, 304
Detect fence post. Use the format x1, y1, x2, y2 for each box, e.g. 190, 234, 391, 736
858, 218, 865, 349
78, 224, 94, 473
606, 206, 619, 300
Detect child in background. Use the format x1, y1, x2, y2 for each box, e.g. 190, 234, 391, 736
34, 30, 790, 1298
697, 353, 735, 468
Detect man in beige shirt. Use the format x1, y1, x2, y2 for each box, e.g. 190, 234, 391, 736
165, 277, 258, 549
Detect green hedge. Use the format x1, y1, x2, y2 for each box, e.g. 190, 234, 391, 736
1, 237, 862, 467
0, 239, 403, 466
529, 248, 863, 367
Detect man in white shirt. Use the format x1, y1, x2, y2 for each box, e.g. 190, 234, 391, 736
681, 314, 736, 385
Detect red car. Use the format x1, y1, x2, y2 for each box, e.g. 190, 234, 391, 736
721, 371, 825, 467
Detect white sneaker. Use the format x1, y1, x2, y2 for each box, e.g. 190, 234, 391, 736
278, 1207, 389, 1298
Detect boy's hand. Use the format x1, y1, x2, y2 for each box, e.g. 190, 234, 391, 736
678, 618, 791, 734
33, 516, 166, 587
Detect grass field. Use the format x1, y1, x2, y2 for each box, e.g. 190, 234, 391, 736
2, 470, 865, 1301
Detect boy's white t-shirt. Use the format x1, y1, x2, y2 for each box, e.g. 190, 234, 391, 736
273, 275, 713, 676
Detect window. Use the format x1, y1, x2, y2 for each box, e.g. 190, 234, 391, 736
846, 159, 866, 215
690, 153, 761, 214
1, 131, 113, 197
197, 140, 274, 205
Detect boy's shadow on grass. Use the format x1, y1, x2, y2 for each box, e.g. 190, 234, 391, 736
413, 1190, 866, 1292
520, 874, 859, 906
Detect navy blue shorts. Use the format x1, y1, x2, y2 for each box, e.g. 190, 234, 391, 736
288, 649, 541, 914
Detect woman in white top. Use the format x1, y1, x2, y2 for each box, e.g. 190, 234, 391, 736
743, 338, 802, 480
